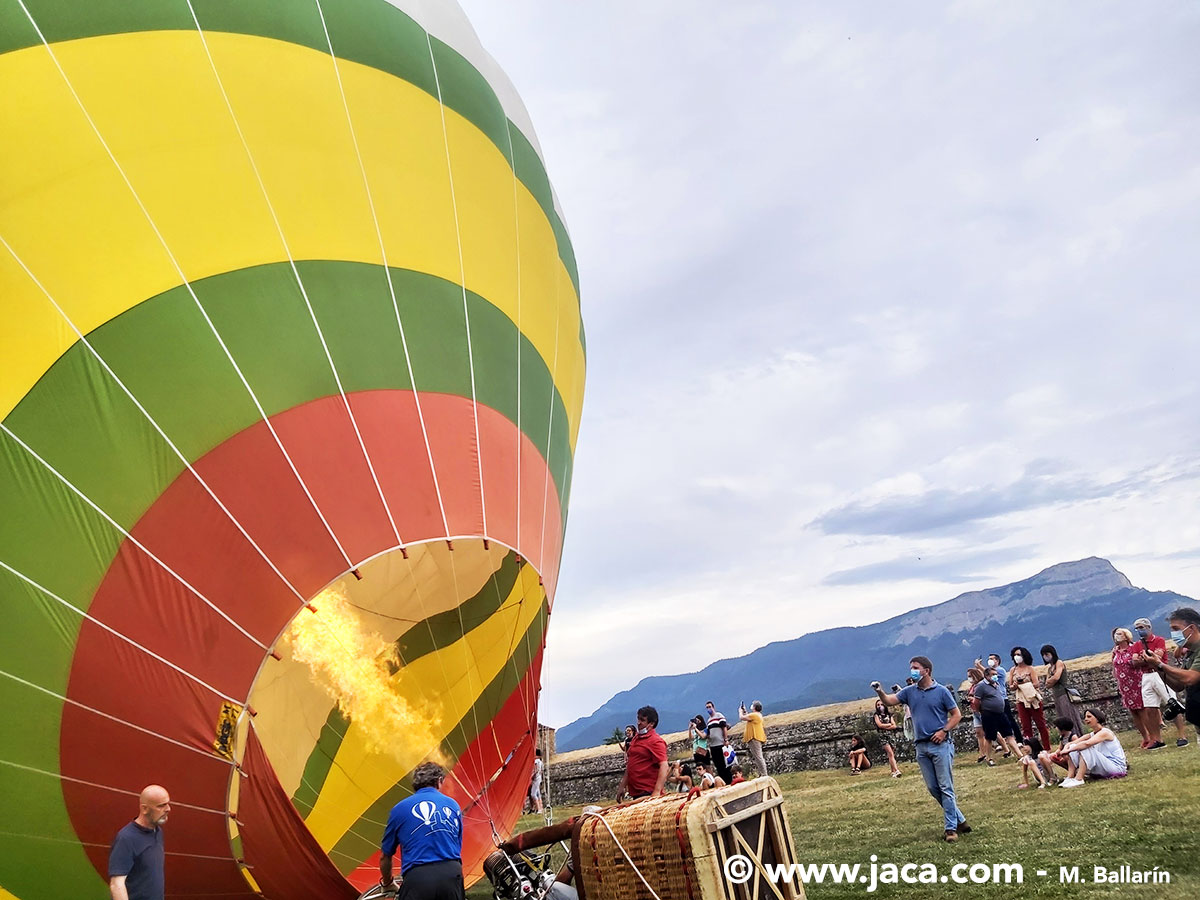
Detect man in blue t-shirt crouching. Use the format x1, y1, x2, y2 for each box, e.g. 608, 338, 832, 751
872, 656, 972, 843
380, 761, 464, 899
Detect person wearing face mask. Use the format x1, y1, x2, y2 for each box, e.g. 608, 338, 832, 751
1132, 617, 1189, 747
986, 652, 1022, 746
1040, 644, 1085, 736
965, 669, 995, 764
1137, 608, 1200, 734
969, 664, 1023, 758
616, 706, 668, 800
872, 657, 972, 842
1110, 627, 1155, 748
1007, 647, 1051, 749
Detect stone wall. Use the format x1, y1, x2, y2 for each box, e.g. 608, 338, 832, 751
545, 657, 1130, 807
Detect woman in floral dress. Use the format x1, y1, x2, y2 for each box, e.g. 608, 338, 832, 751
1111, 627, 1150, 747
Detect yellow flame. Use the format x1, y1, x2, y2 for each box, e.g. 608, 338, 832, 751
285, 584, 446, 766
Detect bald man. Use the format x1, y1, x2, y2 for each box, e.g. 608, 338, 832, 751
108, 785, 170, 900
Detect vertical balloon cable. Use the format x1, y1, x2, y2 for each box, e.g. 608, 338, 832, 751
308, 0, 453, 539
425, 29, 490, 538
503, 119, 525, 559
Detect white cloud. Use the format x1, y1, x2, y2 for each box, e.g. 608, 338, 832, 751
458, 0, 1200, 726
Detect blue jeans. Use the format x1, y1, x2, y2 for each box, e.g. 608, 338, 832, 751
915, 739, 964, 831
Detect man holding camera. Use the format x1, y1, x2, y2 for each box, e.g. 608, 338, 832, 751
872, 657, 971, 843
1133, 616, 1189, 747
739, 701, 769, 777
1137, 608, 1200, 739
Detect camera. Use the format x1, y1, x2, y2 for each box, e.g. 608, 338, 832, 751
1164, 697, 1187, 722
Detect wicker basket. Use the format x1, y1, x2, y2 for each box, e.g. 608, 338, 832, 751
574, 778, 803, 900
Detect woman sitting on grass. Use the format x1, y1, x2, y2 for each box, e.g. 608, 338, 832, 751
1059, 709, 1128, 787
848, 735, 872, 774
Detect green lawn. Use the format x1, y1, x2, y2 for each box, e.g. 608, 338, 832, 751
471, 731, 1199, 898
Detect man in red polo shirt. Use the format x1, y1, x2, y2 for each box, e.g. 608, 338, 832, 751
616, 706, 669, 800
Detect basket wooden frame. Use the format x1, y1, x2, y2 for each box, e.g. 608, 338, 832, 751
573, 778, 803, 900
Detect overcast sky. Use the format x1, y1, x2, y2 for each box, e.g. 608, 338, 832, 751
456, 1, 1200, 727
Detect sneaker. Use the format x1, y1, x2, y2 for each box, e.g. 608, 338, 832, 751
987, 759, 996, 767
1147, 741, 1166, 750
1036, 783, 1046, 789
976, 755, 987, 764
956, 822, 972, 834
1176, 739, 1189, 747
1060, 778, 1084, 788
944, 830, 958, 843
891, 771, 902, 778
1016, 783, 1028, 789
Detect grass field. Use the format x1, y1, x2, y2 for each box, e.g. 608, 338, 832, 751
469, 729, 1199, 899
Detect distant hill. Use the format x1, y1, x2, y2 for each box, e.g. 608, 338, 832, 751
554, 558, 1194, 752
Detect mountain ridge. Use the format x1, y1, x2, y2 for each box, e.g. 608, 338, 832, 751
554, 557, 1194, 751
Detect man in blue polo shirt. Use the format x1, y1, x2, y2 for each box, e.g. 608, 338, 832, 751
380, 762, 464, 899
873, 657, 972, 843
108, 784, 170, 900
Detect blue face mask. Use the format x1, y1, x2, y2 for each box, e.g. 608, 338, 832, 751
909, 668, 922, 680
1170, 629, 1186, 644
1136, 627, 1149, 637
988, 675, 999, 684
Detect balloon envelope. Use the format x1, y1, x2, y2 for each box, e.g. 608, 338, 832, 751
0, 1, 582, 897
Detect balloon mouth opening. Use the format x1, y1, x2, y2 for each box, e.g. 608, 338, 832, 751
246, 538, 523, 769
227, 537, 545, 882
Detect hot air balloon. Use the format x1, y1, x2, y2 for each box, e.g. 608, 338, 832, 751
0, 1, 583, 897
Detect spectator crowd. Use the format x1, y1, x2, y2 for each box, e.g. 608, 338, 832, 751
583, 607, 1200, 845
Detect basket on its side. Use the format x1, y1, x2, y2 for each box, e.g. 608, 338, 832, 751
573, 778, 803, 900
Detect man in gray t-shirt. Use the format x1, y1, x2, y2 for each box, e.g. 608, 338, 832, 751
974, 670, 1021, 757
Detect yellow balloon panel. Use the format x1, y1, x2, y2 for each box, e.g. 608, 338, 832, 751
0, 31, 584, 443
